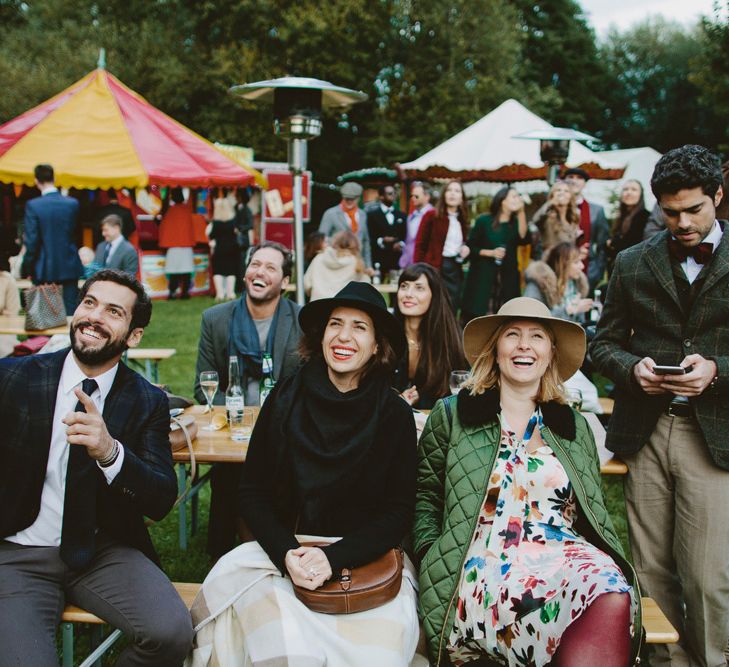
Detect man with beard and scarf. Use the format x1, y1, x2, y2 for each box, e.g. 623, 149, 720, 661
0, 269, 193, 666
194, 241, 302, 560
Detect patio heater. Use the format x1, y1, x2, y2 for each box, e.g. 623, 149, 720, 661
513, 128, 597, 185
230, 77, 368, 304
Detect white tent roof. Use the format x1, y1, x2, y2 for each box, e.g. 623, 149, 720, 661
399, 99, 624, 181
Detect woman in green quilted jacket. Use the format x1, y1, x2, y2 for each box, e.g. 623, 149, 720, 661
414, 297, 642, 666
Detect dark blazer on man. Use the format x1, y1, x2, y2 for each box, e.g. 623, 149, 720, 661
590, 224, 729, 470
21, 192, 83, 282
95, 239, 139, 276
367, 206, 406, 272
0, 350, 175, 564
194, 296, 302, 404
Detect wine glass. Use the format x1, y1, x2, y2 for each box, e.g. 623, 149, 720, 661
199, 371, 219, 431
449, 370, 470, 395
566, 388, 583, 411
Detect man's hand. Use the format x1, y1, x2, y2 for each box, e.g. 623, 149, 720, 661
659, 354, 717, 397
459, 244, 470, 259
633, 357, 670, 395
285, 546, 332, 590
62, 388, 116, 461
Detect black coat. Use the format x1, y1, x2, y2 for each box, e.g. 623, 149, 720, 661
367, 206, 407, 272
239, 366, 417, 574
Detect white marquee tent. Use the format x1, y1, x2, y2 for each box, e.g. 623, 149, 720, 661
397, 99, 625, 183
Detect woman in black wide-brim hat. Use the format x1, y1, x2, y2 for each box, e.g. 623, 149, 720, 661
187, 282, 420, 666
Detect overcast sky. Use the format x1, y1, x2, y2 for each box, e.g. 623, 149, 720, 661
579, 0, 724, 37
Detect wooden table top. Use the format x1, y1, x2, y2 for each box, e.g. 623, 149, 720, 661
172, 405, 258, 464
126, 348, 176, 360
0, 315, 70, 336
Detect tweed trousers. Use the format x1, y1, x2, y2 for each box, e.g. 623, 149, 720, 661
622, 414, 729, 667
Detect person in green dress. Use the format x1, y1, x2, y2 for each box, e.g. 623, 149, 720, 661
461, 186, 528, 323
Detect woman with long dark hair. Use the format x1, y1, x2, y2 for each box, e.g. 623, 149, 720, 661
607, 179, 650, 275
392, 263, 467, 409
413, 180, 470, 311
461, 186, 527, 322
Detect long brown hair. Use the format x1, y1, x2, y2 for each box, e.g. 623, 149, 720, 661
464, 319, 566, 403
435, 179, 469, 228
395, 263, 467, 397
545, 242, 579, 299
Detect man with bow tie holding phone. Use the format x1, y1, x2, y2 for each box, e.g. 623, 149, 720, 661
591, 145, 729, 667
367, 184, 406, 273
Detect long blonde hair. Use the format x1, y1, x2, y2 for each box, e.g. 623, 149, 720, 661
464, 319, 566, 403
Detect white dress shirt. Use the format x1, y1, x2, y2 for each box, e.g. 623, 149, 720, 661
678, 220, 723, 284
7, 352, 125, 546
442, 213, 463, 258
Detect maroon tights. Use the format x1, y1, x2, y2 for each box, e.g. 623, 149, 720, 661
552, 592, 631, 667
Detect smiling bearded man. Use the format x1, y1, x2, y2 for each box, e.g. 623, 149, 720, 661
194, 241, 303, 560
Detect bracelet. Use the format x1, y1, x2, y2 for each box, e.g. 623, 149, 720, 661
99, 440, 120, 468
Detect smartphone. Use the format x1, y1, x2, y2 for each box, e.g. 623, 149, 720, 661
169, 407, 185, 417
653, 365, 691, 375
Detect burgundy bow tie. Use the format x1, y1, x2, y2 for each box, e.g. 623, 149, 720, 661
668, 238, 714, 265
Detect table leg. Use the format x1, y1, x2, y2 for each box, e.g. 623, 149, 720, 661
177, 462, 188, 550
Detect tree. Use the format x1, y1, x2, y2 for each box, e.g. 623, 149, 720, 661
598, 16, 723, 153
690, 1, 729, 154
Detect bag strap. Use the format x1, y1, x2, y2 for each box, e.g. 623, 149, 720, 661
171, 414, 197, 507
443, 394, 454, 428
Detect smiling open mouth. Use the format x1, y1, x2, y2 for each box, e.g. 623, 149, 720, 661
512, 356, 535, 367
332, 346, 355, 360
251, 279, 267, 288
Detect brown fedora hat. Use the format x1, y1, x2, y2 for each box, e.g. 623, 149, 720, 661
463, 297, 586, 380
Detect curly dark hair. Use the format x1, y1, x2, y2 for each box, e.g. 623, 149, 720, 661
246, 241, 294, 280
651, 144, 723, 200
79, 269, 152, 330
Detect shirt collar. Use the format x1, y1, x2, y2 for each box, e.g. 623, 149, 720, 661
41, 186, 59, 196
380, 202, 393, 213
61, 350, 119, 401
701, 220, 722, 250
108, 235, 124, 250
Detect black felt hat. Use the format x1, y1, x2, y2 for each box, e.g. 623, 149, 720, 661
299, 282, 406, 357
562, 167, 591, 181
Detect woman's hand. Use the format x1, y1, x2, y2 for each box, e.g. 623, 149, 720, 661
459, 244, 470, 259
566, 298, 593, 315
285, 546, 332, 590
401, 386, 420, 405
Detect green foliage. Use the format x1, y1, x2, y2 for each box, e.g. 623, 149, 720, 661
598, 16, 724, 152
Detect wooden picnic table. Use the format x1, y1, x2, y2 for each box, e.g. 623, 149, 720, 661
0, 314, 70, 336
124, 348, 176, 383
285, 282, 398, 295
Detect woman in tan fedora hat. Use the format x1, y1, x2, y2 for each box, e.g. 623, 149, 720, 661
414, 297, 641, 666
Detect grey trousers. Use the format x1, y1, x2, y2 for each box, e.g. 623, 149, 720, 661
0, 536, 193, 666
622, 414, 729, 667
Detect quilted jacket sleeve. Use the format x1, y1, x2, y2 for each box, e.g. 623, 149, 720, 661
413, 398, 451, 562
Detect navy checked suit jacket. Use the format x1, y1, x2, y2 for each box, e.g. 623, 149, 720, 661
0, 349, 175, 564
590, 225, 729, 470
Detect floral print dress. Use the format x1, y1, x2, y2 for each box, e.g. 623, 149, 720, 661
448, 409, 633, 666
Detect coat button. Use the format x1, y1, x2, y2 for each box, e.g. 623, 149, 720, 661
683, 339, 692, 347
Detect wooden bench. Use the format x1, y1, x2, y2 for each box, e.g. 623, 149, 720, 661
599, 397, 615, 416
61, 582, 200, 667
60, 585, 676, 665
124, 348, 176, 383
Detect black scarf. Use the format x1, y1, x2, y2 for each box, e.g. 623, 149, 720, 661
287, 358, 390, 506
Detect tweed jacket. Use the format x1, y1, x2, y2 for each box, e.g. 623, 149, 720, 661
193, 295, 302, 404
0, 350, 175, 565
414, 390, 641, 665
590, 224, 729, 469
94, 238, 139, 276
21, 191, 83, 282
318, 204, 372, 268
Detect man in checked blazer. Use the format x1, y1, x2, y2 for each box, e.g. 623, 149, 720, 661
591, 145, 729, 667
0, 269, 192, 665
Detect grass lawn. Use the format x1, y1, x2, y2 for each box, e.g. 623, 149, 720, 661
61, 294, 633, 663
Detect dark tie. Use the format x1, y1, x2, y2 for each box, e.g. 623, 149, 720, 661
60, 378, 99, 570
102, 242, 111, 265
668, 238, 713, 265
